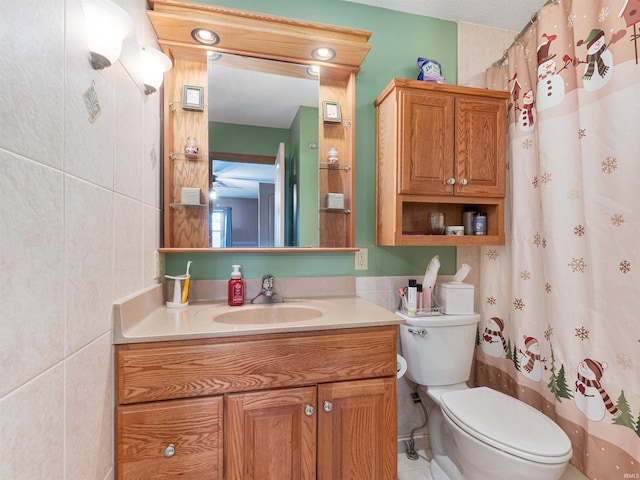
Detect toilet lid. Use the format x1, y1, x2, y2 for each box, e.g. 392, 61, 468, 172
440, 387, 572, 464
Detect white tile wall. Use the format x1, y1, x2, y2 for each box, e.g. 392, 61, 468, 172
0, 0, 162, 478
0, 151, 65, 397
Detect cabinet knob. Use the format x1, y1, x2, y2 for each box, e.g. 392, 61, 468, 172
164, 444, 175, 457
446, 178, 456, 185
459, 178, 468, 186
323, 401, 333, 413
304, 404, 315, 416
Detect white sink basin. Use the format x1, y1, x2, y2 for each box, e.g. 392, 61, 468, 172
213, 304, 324, 325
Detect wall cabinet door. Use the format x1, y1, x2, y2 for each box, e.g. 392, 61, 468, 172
454, 96, 506, 197
398, 89, 506, 198
116, 396, 223, 480
226, 386, 317, 480
318, 377, 397, 480
399, 90, 455, 195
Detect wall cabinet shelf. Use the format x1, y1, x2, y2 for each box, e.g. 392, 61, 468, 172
169, 152, 208, 161
168, 100, 208, 112
319, 162, 351, 171
115, 326, 397, 479
375, 79, 509, 246
169, 202, 208, 208
320, 207, 351, 214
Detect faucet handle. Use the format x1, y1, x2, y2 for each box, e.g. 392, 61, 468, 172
261, 274, 274, 294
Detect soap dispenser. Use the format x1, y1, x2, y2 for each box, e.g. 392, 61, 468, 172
228, 264, 245, 306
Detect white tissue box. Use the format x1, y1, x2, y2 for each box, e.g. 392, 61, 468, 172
326, 193, 344, 209
435, 281, 474, 314
181, 187, 201, 205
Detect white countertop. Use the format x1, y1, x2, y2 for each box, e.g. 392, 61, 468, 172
113, 292, 403, 344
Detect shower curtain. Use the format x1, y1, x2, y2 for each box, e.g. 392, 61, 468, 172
476, 0, 640, 477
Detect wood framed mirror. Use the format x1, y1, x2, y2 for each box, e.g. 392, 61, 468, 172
148, 0, 372, 251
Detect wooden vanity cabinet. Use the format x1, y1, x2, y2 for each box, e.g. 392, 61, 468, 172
117, 396, 224, 480
115, 326, 397, 480
375, 78, 509, 246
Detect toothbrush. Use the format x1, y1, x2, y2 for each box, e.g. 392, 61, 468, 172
181, 261, 192, 304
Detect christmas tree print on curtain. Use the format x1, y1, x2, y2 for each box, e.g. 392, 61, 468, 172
613, 391, 636, 429
546, 345, 572, 402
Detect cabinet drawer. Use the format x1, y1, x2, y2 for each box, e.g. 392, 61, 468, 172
116, 396, 223, 480
116, 327, 397, 404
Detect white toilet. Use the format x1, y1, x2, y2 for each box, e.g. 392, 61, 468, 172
398, 312, 573, 480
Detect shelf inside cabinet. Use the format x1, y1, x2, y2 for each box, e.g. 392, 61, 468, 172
394, 197, 505, 246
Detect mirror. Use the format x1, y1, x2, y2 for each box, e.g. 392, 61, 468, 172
149, 0, 372, 250
208, 54, 320, 248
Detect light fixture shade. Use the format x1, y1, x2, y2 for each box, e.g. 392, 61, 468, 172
140, 45, 172, 94
81, 0, 134, 69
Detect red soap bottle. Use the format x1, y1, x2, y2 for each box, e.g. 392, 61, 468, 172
228, 264, 245, 306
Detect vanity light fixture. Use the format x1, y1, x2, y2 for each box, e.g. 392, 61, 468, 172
191, 28, 220, 46
81, 0, 134, 70
311, 47, 336, 62
140, 45, 173, 95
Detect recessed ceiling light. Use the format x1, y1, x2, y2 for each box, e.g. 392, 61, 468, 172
191, 28, 219, 46
306, 65, 320, 77
311, 47, 335, 61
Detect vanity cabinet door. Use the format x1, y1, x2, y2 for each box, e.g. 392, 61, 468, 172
116, 396, 223, 480
317, 377, 397, 480
226, 386, 317, 480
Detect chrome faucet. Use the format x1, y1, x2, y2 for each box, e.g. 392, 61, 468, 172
251, 274, 284, 303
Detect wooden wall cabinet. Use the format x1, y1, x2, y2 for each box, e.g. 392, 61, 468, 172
375, 78, 509, 246
115, 327, 397, 479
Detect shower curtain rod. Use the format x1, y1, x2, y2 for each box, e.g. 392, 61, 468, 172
492, 0, 556, 67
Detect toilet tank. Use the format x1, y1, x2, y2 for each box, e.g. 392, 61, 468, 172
398, 313, 479, 386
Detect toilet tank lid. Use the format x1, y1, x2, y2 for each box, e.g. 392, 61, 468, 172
395, 311, 479, 327
440, 387, 573, 464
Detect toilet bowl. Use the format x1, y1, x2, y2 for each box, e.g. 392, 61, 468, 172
398, 312, 573, 480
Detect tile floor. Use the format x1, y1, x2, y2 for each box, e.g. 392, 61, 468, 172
397, 450, 588, 480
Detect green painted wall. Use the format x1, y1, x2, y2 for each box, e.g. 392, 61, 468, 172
292, 106, 320, 247
167, 0, 459, 279
209, 122, 289, 156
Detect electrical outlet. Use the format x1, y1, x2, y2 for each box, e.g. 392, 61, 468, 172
355, 248, 368, 270
154, 251, 165, 280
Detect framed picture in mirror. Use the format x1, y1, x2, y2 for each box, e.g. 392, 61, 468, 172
182, 85, 204, 111
323, 100, 341, 123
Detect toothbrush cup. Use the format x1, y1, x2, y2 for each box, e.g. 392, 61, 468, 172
165, 274, 189, 308
429, 212, 445, 235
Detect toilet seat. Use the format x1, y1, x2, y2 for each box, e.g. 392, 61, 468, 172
440, 387, 573, 464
